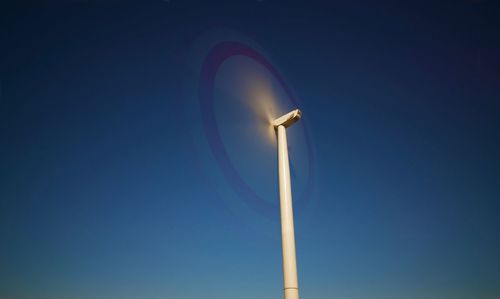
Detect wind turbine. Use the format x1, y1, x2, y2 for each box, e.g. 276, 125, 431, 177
272, 108, 302, 299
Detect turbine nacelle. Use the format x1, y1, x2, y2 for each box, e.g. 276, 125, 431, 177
272, 109, 302, 128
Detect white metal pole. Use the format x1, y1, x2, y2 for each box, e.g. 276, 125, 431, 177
277, 124, 299, 299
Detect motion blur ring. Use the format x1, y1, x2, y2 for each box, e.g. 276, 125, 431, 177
198, 41, 315, 219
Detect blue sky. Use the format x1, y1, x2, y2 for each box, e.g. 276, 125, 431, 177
1, 1, 499, 299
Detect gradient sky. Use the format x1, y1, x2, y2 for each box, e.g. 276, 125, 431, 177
1, 1, 499, 299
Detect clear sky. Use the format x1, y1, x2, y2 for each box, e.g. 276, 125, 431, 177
1, 1, 499, 299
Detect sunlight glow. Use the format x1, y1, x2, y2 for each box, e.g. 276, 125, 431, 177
242, 71, 283, 145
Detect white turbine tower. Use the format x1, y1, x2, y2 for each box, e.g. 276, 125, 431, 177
272, 108, 302, 299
